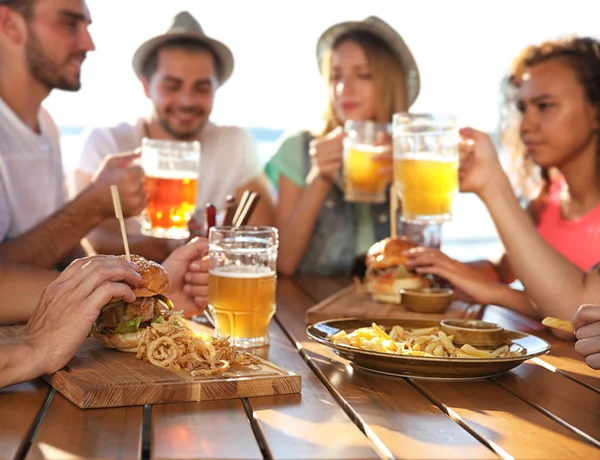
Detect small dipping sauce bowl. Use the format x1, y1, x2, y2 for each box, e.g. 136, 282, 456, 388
440, 319, 505, 348
401, 288, 454, 313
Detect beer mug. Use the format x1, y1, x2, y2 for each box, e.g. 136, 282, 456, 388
139, 138, 201, 239
343, 120, 391, 203
208, 226, 278, 348
393, 113, 459, 223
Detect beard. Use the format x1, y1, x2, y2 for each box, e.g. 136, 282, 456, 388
26, 26, 85, 92
156, 106, 207, 140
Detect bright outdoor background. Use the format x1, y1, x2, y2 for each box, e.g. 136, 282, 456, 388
47, 0, 600, 261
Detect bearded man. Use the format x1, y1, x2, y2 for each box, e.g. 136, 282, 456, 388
0, 1, 209, 323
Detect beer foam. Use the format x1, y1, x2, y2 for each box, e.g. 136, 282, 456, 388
145, 170, 198, 180
209, 265, 275, 278
348, 143, 388, 154
397, 153, 458, 162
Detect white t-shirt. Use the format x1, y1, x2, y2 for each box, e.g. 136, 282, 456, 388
78, 119, 263, 220
0, 97, 65, 241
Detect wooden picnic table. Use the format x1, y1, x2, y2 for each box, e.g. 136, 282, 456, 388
1, 275, 599, 459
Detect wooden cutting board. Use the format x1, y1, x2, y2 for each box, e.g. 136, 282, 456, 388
305, 285, 483, 324
41, 336, 301, 409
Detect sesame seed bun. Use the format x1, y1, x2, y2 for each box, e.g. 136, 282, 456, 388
121, 254, 169, 297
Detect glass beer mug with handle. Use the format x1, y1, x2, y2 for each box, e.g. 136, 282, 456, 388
139, 138, 201, 240
208, 226, 278, 348
343, 120, 391, 203
393, 113, 459, 223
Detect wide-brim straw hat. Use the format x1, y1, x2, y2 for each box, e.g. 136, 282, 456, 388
132, 11, 234, 86
316, 16, 420, 106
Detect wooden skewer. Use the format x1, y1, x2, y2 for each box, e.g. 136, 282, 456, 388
231, 190, 251, 227
235, 192, 260, 227
110, 185, 131, 261
389, 185, 398, 239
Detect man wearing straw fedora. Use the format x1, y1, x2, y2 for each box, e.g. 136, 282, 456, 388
75, 11, 274, 261
0, 1, 210, 322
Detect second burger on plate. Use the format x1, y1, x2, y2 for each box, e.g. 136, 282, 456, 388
364, 237, 429, 304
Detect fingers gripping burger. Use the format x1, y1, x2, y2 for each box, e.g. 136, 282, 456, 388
92, 255, 173, 352
364, 237, 429, 303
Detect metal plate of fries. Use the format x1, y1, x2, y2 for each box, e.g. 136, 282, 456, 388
306, 318, 551, 380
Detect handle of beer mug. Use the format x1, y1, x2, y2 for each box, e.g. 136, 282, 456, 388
203, 308, 216, 327
190, 309, 216, 327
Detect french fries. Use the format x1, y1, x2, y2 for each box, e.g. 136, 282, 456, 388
541, 317, 575, 334
329, 323, 524, 359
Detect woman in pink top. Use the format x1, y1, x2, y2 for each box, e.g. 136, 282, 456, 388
404, 36, 600, 319
537, 177, 600, 271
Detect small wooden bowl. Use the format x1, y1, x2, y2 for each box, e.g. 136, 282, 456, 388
440, 319, 505, 348
400, 288, 454, 313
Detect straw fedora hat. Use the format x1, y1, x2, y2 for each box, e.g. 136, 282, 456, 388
316, 16, 420, 106
132, 11, 234, 85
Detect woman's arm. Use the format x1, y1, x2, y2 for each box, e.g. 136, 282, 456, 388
460, 128, 600, 318
276, 174, 334, 275
466, 255, 516, 284
274, 128, 344, 275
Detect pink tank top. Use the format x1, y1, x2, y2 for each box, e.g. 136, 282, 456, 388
537, 180, 600, 271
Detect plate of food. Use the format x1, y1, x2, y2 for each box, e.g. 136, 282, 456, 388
306, 318, 551, 380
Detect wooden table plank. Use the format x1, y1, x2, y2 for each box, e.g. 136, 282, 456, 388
185, 315, 378, 459
290, 276, 600, 458
539, 340, 600, 391
412, 378, 600, 458
151, 399, 262, 460
247, 319, 380, 459
291, 275, 349, 304
26, 392, 143, 460
492, 361, 600, 444
0, 380, 50, 460
482, 305, 546, 334
483, 306, 600, 392
276, 277, 496, 459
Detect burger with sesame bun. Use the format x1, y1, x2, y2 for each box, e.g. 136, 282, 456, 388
364, 237, 429, 304
92, 255, 174, 352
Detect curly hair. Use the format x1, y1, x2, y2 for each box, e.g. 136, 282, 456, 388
500, 36, 600, 199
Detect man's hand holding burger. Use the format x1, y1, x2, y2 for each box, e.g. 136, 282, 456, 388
0, 238, 211, 389
0, 256, 141, 389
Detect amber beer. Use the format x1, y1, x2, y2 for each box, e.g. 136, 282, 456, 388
140, 138, 200, 239
144, 173, 198, 231
208, 266, 276, 341
208, 226, 279, 348
394, 155, 458, 221
344, 144, 389, 203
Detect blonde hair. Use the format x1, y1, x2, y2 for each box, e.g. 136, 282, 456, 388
316, 31, 409, 137
501, 36, 600, 199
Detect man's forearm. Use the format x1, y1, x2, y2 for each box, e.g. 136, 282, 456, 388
0, 264, 59, 324
0, 189, 105, 269
85, 220, 177, 263
0, 340, 39, 389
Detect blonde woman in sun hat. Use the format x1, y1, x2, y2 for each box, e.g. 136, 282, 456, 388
265, 16, 420, 275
